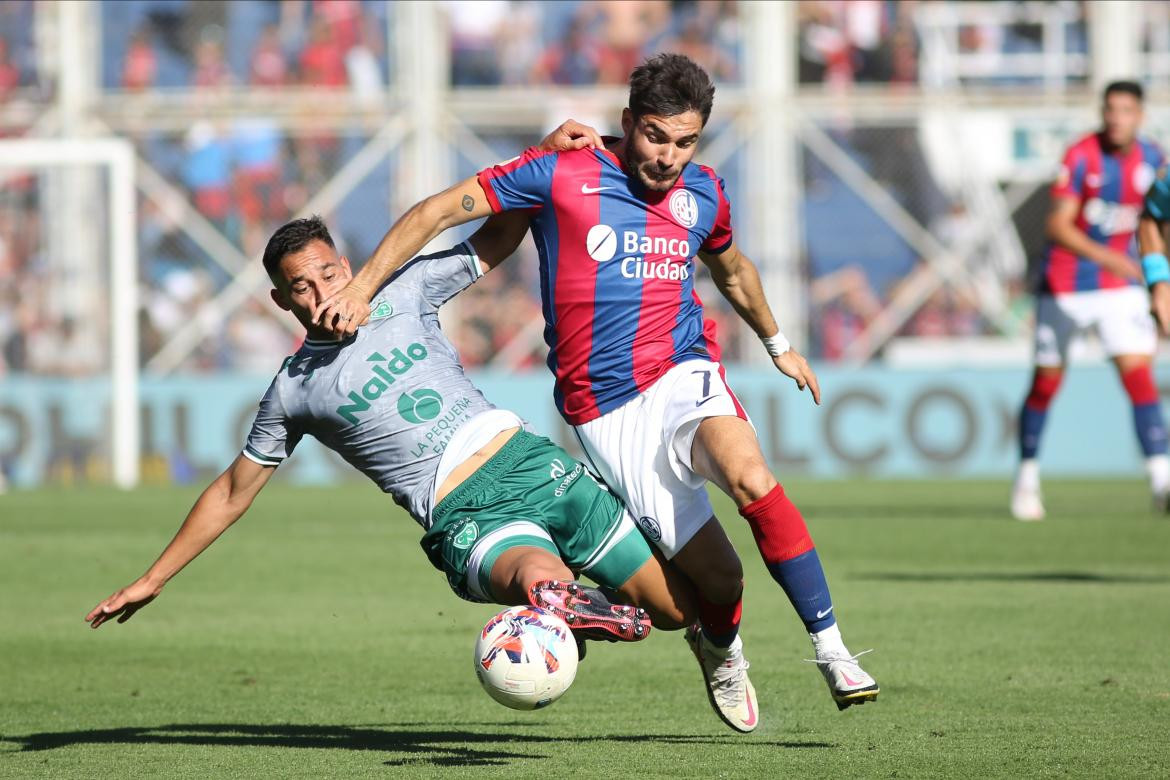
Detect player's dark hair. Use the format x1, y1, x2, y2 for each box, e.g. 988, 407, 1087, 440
628, 53, 715, 126
262, 215, 336, 283
1104, 80, 1143, 103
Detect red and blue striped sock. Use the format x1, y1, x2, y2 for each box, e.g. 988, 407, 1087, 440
697, 591, 742, 649
1121, 365, 1168, 457
1019, 370, 1062, 459
740, 484, 836, 633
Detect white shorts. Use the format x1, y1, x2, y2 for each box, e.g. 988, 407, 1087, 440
572, 359, 751, 558
1034, 287, 1156, 366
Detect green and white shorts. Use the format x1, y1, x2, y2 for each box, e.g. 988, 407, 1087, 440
421, 431, 652, 603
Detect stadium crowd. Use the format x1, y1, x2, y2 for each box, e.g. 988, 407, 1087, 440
0, 0, 1125, 377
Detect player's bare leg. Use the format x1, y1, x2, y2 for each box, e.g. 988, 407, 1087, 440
613, 546, 697, 630
489, 546, 650, 643
1014, 365, 1064, 521
1111, 353, 1170, 509
690, 414, 879, 711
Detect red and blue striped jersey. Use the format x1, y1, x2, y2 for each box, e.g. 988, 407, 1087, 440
477, 144, 734, 425
1041, 132, 1163, 295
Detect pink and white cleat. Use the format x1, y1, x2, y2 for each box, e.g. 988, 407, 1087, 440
684, 624, 759, 733
528, 580, 650, 643
807, 649, 880, 710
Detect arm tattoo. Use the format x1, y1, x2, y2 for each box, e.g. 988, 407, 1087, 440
462, 195, 474, 212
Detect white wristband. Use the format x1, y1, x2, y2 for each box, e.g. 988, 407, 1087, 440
761, 331, 790, 357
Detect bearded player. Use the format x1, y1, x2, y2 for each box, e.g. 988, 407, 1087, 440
316, 54, 879, 732
1012, 81, 1168, 520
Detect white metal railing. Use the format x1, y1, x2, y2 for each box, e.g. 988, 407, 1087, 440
916, 1, 1089, 91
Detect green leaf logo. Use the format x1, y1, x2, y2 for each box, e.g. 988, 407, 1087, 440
453, 520, 478, 550
397, 388, 443, 424
369, 300, 393, 320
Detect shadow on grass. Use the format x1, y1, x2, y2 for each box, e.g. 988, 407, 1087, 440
853, 571, 1170, 585
0, 723, 835, 768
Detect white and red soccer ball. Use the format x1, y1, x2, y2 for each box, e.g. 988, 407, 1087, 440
473, 606, 578, 710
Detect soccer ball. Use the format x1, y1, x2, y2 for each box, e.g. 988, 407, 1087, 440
473, 606, 579, 710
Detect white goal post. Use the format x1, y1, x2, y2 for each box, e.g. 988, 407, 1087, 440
0, 138, 139, 488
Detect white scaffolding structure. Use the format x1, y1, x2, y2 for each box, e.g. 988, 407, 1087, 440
5, 1, 1168, 487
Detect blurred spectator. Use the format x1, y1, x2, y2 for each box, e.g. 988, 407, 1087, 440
121, 28, 158, 92
810, 266, 882, 361
183, 122, 234, 232
315, 0, 364, 53
301, 18, 348, 87
249, 25, 289, 87
531, 16, 601, 86
497, 2, 543, 86
193, 34, 232, 89
662, 6, 737, 83
232, 118, 287, 226
588, 0, 671, 84
446, 0, 509, 86
345, 17, 385, 98
798, 0, 917, 87
0, 37, 22, 97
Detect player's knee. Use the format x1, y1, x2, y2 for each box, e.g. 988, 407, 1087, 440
698, 560, 743, 605
728, 461, 778, 506
651, 600, 696, 631
497, 551, 572, 604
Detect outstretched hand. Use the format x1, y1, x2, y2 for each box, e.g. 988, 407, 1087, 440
86, 578, 161, 629
773, 349, 821, 405
313, 285, 371, 339
538, 119, 605, 152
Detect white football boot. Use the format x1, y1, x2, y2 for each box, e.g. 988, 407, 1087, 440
1011, 460, 1045, 521
1147, 455, 1170, 513
808, 624, 879, 710
684, 624, 759, 733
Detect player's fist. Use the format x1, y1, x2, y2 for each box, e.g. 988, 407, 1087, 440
772, 348, 821, 406
538, 119, 604, 153
1151, 281, 1170, 337
86, 578, 161, 629
314, 284, 371, 338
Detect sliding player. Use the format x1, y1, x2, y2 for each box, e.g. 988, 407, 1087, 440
87, 214, 705, 659
1013, 81, 1168, 520
314, 54, 879, 731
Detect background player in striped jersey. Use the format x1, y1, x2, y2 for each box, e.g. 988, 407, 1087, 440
1013, 81, 1169, 520
316, 54, 879, 732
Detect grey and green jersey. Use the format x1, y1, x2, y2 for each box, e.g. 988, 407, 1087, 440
242, 243, 496, 527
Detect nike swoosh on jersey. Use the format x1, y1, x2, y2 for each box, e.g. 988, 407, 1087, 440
580, 184, 612, 194
816, 606, 834, 619
695, 395, 717, 408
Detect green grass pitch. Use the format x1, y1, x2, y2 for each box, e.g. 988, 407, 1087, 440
2, 479, 1168, 778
